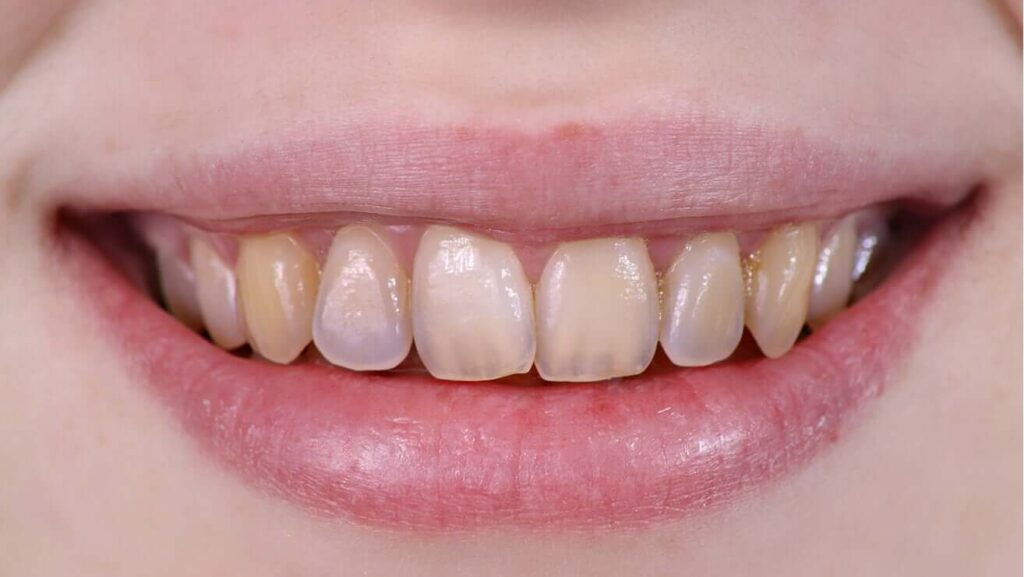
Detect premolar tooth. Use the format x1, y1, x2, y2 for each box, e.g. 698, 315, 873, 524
189, 237, 247, 349
313, 226, 412, 371
807, 215, 857, 329
157, 250, 203, 331
744, 223, 819, 359
536, 238, 659, 382
660, 232, 745, 366
412, 226, 535, 381
236, 233, 320, 364
852, 209, 890, 282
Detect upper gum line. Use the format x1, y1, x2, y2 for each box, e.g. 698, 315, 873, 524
154, 212, 883, 282
143, 208, 889, 382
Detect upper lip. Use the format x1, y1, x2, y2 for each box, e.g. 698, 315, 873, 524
47, 115, 976, 240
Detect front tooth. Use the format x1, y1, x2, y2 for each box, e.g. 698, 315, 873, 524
313, 226, 412, 371
412, 226, 535, 381
189, 237, 247, 349
744, 223, 819, 359
157, 250, 203, 330
660, 232, 745, 367
807, 215, 857, 329
236, 233, 320, 364
536, 238, 659, 382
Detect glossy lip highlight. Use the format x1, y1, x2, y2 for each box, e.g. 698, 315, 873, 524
62, 195, 975, 531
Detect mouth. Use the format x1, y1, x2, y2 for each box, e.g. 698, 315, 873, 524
52, 116, 981, 532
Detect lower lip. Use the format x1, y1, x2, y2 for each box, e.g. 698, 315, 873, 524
65, 204, 970, 532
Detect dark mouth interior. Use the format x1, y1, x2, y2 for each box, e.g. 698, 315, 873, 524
59, 199, 952, 387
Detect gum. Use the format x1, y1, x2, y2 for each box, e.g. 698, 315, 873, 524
134, 208, 888, 284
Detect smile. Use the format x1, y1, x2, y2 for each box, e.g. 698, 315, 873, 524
56, 117, 982, 531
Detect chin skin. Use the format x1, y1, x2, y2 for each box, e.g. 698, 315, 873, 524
0, 1, 1020, 575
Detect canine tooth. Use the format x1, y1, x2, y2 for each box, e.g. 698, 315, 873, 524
412, 226, 535, 381
236, 233, 320, 364
660, 232, 745, 366
807, 215, 857, 329
189, 238, 247, 349
157, 250, 203, 330
313, 226, 412, 371
744, 223, 819, 358
536, 238, 659, 382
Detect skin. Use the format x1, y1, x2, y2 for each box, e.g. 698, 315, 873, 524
0, 1, 1020, 575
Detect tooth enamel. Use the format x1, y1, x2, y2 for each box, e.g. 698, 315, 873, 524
313, 226, 412, 371
536, 238, 659, 382
412, 226, 535, 381
236, 233, 320, 364
744, 223, 819, 359
189, 237, 247, 349
807, 215, 858, 329
851, 210, 889, 282
660, 232, 745, 366
157, 250, 204, 331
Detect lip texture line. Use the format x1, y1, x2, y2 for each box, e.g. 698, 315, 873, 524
47, 117, 976, 240
63, 196, 975, 531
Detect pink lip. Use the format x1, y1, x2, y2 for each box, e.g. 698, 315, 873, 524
52, 117, 975, 241
63, 196, 973, 531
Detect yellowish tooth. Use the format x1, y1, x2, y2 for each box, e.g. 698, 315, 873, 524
236, 233, 320, 364
744, 223, 819, 359
157, 250, 203, 331
807, 215, 858, 329
660, 232, 745, 367
412, 226, 535, 381
189, 237, 247, 349
313, 226, 412, 371
535, 238, 659, 382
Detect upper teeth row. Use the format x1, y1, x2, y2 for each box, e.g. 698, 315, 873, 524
158, 212, 884, 382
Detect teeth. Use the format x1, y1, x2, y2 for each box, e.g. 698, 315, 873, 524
313, 226, 412, 371
156, 250, 204, 331
412, 226, 535, 381
851, 209, 889, 282
536, 238, 659, 382
189, 238, 247, 349
744, 223, 819, 358
660, 232, 745, 367
155, 208, 888, 376
236, 233, 320, 364
807, 215, 858, 329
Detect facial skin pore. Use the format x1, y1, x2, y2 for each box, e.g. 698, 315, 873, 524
0, 1, 1020, 575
